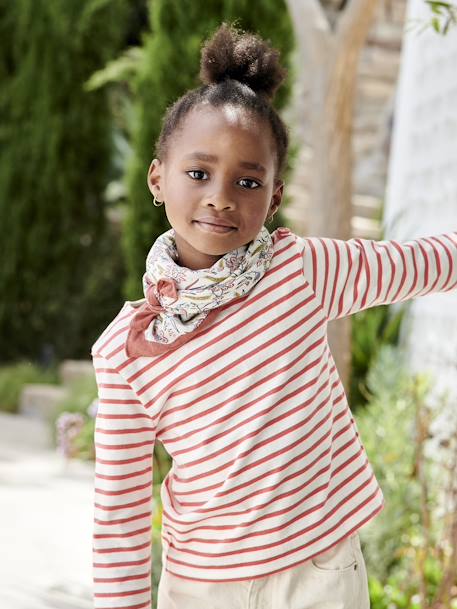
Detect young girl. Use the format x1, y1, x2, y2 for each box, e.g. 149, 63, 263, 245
91, 22, 457, 609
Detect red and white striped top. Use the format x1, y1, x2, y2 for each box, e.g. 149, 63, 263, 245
91, 227, 457, 609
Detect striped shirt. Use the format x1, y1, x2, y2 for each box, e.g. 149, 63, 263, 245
91, 227, 457, 609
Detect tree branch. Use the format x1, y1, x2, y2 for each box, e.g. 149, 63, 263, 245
337, 0, 381, 54
284, 0, 333, 64
286, 0, 331, 34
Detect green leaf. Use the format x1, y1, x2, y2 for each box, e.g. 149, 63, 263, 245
84, 47, 144, 91
429, 4, 443, 15
432, 16, 442, 32
425, 1, 453, 10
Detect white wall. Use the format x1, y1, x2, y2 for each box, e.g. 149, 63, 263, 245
383, 0, 457, 448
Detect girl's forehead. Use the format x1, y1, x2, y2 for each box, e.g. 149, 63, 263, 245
183, 104, 265, 139
171, 104, 274, 159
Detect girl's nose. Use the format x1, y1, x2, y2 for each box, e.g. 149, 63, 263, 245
205, 187, 236, 210
206, 198, 236, 210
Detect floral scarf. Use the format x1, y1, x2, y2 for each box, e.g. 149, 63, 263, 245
125, 225, 274, 356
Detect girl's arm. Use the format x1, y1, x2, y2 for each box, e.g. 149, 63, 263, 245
92, 353, 156, 609
299, 232, 457, 321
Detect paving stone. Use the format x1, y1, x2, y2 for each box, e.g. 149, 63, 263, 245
19, 384, 69, 421
0, 413, 94, 609
59, 361, 94, 388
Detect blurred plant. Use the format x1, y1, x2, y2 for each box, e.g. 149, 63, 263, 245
51, 373, 98, 461
0, 0, 129, 363
409, 361, 457, 609
356, 344, 420, 578
151, 493, 164, 608
406, 1, 457, 36
83, 46, 142, 208
56, 412, 86, 459
71, 415, 96, 461
84, 46, 145, 92
350, 303, 405, 412
356, 344, 457, 607
150, 440, 172, 603
0, 361, 59, 414
425, 1, 457, 34
77, 217, 127, 359
369, 562, 457, 609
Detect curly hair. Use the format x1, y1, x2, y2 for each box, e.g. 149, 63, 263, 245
154, 21, 290, 180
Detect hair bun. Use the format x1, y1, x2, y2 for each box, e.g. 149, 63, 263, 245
199, 21, 287, 102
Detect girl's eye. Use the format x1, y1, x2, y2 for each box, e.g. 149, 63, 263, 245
187, 170, 208, 180
186, 170, 260, 189
239, 178, 260, 189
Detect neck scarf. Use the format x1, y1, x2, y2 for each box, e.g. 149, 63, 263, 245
125, 225, 274, 356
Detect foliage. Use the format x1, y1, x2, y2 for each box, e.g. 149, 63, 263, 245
350, 303, 405, 411
84, 46, 145, 92
50, 373, 98, 460
406, 1, 457, 36
356, 344, 420, 578
425, 1, 457, 34
71, 416, 96, 461
75, 218, 126, 359
0, 360, 59, 413
356, 344, 457, 608
151, 485, 165, 607
0, 0, 129, 363
369, 559, 457, 609
149, 439, 175, 604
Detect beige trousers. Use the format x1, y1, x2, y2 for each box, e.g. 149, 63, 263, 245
157, 532, 370, 609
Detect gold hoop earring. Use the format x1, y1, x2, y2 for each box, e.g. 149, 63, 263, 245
152, 195, 164, 207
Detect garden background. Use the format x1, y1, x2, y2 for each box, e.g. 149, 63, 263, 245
1, 1, 457, 608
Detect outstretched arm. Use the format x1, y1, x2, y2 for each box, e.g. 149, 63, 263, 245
92, 353, 156, 609
298, 232, 457, 321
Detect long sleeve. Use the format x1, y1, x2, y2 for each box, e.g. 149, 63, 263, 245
92, 353, 156, 609
299, 231, 457, 321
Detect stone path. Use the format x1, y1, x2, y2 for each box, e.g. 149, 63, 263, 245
0, 412, 94, 609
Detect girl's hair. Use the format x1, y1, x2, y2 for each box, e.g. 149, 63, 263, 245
155, 21, 290, 179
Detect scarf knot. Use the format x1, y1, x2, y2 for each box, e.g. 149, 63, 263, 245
155, 278, 179, 303
130, 278, 179, 332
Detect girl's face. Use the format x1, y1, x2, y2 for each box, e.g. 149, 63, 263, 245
147, 104, 284, 270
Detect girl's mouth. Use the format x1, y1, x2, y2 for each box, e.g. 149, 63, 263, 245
193, 221, 236, 234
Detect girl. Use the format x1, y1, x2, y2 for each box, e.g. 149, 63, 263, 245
91, 22, 457, 609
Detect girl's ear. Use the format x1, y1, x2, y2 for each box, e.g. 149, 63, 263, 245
147, 159, 164, 199
270, 179, 284, 215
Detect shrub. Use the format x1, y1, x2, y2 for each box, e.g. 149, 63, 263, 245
0, 361, 59, 414
356, 344, 457, 608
